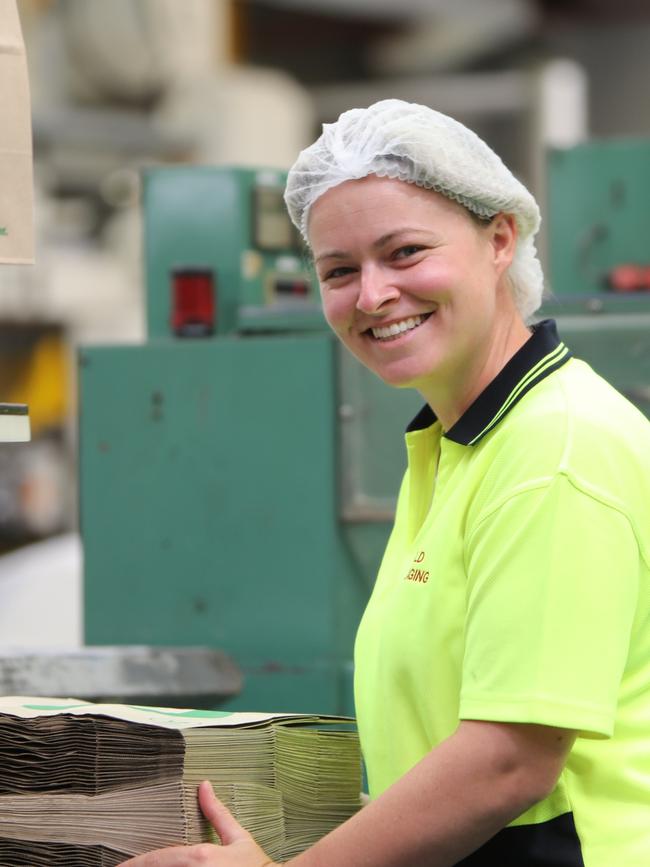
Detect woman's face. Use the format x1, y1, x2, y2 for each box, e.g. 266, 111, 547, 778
308, 175, 519, 404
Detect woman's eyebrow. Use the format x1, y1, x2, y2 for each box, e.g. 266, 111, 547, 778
315, 228, 430, 265
372, 228, 429, 249
314, 249, 348, 265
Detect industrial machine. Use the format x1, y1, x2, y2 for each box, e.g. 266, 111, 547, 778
80, 167, 420, 715
80, 146, 650, 715
544, 138, 650, 416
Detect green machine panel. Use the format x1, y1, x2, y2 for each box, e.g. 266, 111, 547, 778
548, 138, 650, 296
81, 334, 371, 713
143, 166, 318, 339
545, 137, 650, 422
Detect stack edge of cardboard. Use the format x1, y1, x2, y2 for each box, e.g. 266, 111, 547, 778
0, 697, 362, 866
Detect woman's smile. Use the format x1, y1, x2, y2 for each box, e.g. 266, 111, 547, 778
367, 311, 435, 342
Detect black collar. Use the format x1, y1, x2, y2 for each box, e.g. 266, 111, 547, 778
406, 319, 572, 446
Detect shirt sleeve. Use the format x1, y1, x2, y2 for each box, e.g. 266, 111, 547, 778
460, 473, 640, 737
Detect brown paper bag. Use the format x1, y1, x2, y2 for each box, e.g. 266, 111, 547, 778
0, 0, 34, 264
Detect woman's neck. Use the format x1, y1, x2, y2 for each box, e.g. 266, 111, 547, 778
420, 316, 532, 433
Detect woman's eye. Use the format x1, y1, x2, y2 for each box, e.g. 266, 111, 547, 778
393, 245, 424, 260
323, 266, 355, 281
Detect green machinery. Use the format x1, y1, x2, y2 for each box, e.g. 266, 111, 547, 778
81, 145, 650, 714
80, 166, 420, 715
544, 138, 650, 415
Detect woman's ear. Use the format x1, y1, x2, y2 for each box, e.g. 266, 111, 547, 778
489, 213, 518, 276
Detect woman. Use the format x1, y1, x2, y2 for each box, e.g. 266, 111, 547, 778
122, 100, 650, 866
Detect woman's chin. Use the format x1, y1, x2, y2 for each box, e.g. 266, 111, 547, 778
374, 365, 437, 391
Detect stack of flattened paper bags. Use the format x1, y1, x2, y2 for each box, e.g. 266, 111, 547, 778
0, 697, 363, 866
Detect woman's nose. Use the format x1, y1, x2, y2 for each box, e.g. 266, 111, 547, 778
356, 266, 400, 314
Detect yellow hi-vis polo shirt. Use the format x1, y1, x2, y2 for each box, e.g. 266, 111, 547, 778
354, 319, 650, 867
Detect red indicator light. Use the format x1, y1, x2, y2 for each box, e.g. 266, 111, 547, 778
276, 279, 309, 297
608, 264, 650, 294
171, 269, 215, 336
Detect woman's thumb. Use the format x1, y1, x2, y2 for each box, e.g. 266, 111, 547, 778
198, 780, 251, 846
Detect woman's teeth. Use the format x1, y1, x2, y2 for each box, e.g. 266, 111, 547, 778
371, 313, 431, 341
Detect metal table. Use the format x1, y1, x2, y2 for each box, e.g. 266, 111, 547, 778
0, 646, 242, 707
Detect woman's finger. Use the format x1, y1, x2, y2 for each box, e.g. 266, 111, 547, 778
117, 783, 274, 866
198, 780, 250, 846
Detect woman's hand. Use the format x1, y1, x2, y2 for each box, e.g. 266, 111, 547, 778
117, 781, 278, 867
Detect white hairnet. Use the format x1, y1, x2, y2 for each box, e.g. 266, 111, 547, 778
285, 99, 544, 320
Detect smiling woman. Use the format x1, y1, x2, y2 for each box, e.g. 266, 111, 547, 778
122, 100, 650, 867
307, 175, 526, 428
